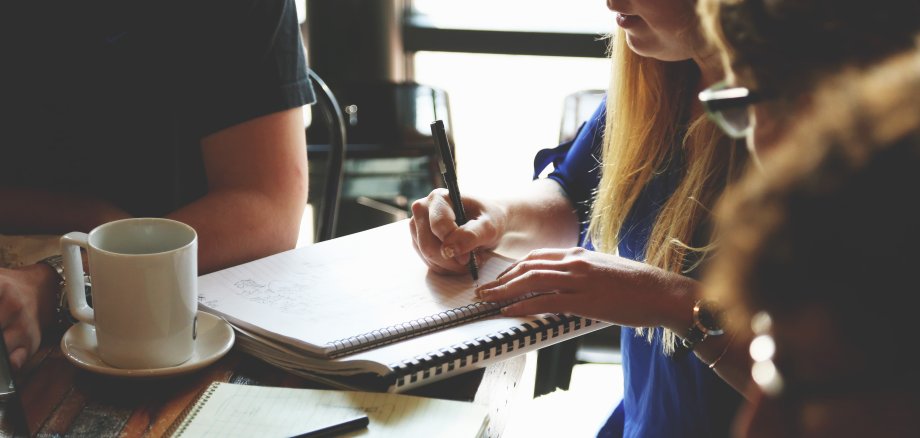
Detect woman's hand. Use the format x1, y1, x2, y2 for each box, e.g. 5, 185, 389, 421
475, 247, 697, 328
409, 188, 507, 275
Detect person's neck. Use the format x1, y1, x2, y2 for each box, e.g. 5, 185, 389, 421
693, 47, 724, 88
690, 51, 724, 119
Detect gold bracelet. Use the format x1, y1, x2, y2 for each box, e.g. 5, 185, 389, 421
708, 333, 736, 370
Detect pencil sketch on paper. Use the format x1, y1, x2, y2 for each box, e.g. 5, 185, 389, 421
231, 279, 311, 315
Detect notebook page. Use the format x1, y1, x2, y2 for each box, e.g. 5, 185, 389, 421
198, 221, 513, 357
172, 383, 365, 437
172, 382, 488, 438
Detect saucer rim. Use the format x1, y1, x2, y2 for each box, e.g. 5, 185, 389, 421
60, 310, 235, 378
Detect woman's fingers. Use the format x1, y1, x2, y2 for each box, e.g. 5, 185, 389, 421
424, 190, 459, 241
500, 293, 576, 317
410, 193, 467, 274
412, 188, 503, 275
441, 214, 497, 261
477, 268, 573, 302
493, 248, 569, 278
478, 256, 572, 292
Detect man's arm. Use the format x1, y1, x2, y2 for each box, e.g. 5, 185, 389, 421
168, 106, 308, 274
0, 189, 130, 234
0, 106, 307, 370
1, 105, 308, 274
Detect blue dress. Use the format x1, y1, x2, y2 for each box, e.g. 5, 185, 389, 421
533, 99, 741, 437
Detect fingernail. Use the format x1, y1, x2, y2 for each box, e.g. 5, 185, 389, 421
441, 245, 455, 259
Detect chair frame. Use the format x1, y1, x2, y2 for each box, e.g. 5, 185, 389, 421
307, 70, 347, 242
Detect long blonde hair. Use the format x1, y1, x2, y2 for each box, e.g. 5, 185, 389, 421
587, 30, 746, 354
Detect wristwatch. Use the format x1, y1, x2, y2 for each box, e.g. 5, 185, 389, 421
38, 255, 69, 327
681, 299, 724, 351
39, 254, 65, 282
38, 254, 87, 328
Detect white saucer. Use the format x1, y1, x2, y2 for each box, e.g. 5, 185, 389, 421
60, 310, 235, 378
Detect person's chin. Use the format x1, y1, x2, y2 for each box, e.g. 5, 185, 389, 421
624, 36, 689, 62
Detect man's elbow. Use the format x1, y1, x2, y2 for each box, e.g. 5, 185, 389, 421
267, 182, 309, 251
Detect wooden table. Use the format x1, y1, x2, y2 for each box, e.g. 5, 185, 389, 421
0, 341, 526, 437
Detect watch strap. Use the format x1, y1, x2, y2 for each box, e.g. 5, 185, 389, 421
682, 324, 707, 350
38, 254, 79, 328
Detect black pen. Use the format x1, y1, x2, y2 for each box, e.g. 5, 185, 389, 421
430, 120, 480, 283
288, 413, 369, 438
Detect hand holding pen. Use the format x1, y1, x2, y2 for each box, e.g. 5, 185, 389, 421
430, 120, 481, 283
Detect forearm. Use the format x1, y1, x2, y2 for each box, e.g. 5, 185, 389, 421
492, 179, 580, 257
698, 335, 753, 395
188, 106, 308, 274
655, 278, 752, 394
168, 189, 305, 274
0, 188, 130, 234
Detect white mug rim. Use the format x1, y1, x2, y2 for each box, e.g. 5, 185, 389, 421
87, 217, 197, 257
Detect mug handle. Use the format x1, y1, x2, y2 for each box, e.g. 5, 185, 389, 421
60, 232, 94, 324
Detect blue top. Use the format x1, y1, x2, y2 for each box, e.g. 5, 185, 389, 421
533, 99, 741, 437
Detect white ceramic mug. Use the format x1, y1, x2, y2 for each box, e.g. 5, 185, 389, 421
61, 218, 198, 369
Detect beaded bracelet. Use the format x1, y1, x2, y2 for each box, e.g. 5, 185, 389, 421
708, 332, 736, 370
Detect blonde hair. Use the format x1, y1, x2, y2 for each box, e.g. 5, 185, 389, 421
587, 30, 746, 354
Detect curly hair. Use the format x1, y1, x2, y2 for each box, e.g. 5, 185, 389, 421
707, 51, 920, 360
699, 0, 920, 101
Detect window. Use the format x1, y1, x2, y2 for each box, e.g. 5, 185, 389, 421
412, 0, 611, 33
410, 1, 612, 196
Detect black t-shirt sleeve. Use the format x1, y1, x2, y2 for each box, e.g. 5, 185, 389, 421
188, 0, 315, 138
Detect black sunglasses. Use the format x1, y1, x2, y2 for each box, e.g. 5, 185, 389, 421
698, 81, 763, 139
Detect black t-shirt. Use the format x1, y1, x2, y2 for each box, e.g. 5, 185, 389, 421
1, 0, 315, 216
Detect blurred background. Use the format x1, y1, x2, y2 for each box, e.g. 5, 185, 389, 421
298, 0, 611, 240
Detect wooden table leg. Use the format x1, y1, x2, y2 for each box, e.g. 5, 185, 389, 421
473, 355, 527, 438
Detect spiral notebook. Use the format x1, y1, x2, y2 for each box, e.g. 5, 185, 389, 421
168, 381, 489, 437
198, 220, 609, 391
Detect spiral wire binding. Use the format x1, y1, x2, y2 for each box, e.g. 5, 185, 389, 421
327, 298, 530, 358
388, 314, 600, 388
167, 381, 220, 437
